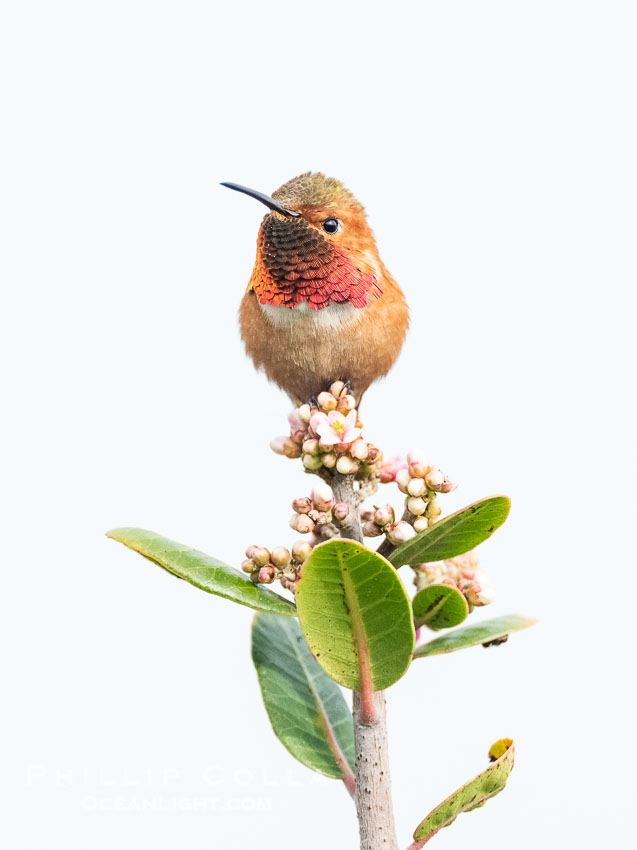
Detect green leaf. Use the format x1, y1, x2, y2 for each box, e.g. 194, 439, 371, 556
412, 585, 468, 630
411, 739, 515, 846
389, 496, 511, 568
107, 527, 296, 617
252, 613, 354, 786
295, 540, 415, 692
413, 615, 537, 658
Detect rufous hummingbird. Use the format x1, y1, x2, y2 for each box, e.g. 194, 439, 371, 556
222, 173, 409, 404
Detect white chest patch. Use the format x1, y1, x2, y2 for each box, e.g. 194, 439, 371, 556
259, 301, 360, 331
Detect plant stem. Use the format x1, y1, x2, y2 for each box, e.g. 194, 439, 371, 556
327, 472, 400, 850
353, 691, 399, 850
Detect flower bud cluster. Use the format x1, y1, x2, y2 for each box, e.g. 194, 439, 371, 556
413, 550, 495, 610
241, 539, 313, 594
395, 450, 457, 529
270, 382, 382, 476
287, 481, 349, 535
360, 503, 418, 544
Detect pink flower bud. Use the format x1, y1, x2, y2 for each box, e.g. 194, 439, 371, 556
302, 453, 324, 470
330, 380, 346, 398
366, 445, 381, 463
438, 480, 458, 494
311, 480, 335, 512
362, 520, 383, 537
407, 477, 426, 497
350, 439, 369, 461
292, 496, 313, 514
251, 547, 271, 567
257, 566, 276, 584
297, 403, 313, 424
337, 394, 357, 413
291, 540, 313, 563
245, 545, 260, 560
373, 504, 395, 528
290, 429, 307, 445
302, 438, 320, 456
406, 496, 427, 516
241, 558, 255, 573
322, 452, 337, 469
386, 521, 417, 545
332, 502, 349, 521
317, 391, 337, 411
413, 517, 428, 532
336, 455, 359, 474
294, 514, 315, 534
271, 546, 291, 567
396, 468, 412, 494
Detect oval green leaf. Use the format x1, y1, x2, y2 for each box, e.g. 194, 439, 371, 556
389, 496, 511, 568
107, 527, 296, 617
411, 739, 515, 846
252, 613, 354, 788
413, 614, 537, 658
295, 540, 415, 692
412, 585, 468, 630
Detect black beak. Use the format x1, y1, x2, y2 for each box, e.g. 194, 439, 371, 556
220, 182, 300, 217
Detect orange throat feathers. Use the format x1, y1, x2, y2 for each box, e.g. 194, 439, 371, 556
248, 214, 381, 311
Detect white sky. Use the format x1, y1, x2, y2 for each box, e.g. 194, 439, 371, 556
1, 1, 635, 848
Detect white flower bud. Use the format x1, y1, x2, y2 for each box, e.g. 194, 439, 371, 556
292, 540, 313, 563
322, 452, 337, 469
269, 436, 287, 455
350, 439, 369, 461
317, 391, 337, 411
373, 504, 395, 528
386, 521, 417, 545
294, 514, 315, 534
406, 496, 427, 516
330, 380, 346, 398
271, 546, 291, 567
464, 581, 496, 606
424, 468, 445, 490
413, 516, 428, 532
311, 480, 335, 512
362, 520, 383, 537
396, 468, 412, 494
407, 477, 426, 497
407, 450, 431, 479
309, 509, 330, 526
302, 438, 320, 456
336, 455, 359, 474
337, 394, 357, 413
303, 453, 324, 470
297, 403, 312, 424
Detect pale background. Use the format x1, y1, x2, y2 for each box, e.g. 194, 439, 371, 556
1, 1, 635, 847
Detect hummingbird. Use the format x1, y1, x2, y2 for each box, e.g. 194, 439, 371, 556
222, 173, 409, 405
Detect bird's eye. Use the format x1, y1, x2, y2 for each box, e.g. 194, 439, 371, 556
322, 218, 341, 234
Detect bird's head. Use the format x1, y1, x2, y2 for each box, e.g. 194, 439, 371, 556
222, 173, 383, 310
